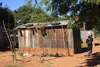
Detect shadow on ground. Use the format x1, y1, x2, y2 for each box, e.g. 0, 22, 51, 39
78, 43, 100, 54
76, 52, 100, 67
95, 43, 100, 46
77, 48, 88, 54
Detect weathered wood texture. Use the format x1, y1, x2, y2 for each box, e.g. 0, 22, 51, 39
18, 28, 81, 55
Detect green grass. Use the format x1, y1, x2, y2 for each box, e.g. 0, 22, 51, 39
81, 45, 88, 48
47, 66, 52, 67
77, 53, 80, 54
39, 58, 44, 63
67, 55, 74, 57
16, 59, 21, 61
40, 60, 44, 63
3, 65, 24, 67
95, 39, 100, 40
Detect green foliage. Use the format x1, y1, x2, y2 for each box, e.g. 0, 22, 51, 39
24, 0, 32, 6
47, 66, 52, 67
14, 5, 67, 25
77, 2, 100, 30
12, 51, 16, 60
81, 45, 88, 48
67, 18, 75, 29
23, 0, 100, 32
40, 58, 44, 63
29, 0, 100, 31
40, 60, 44, 63
81, 0, 100, 5
51, 29, 54, 32
0, 3, 15, 29
14, 6, 51, 25
3, 65, 23, 67
92, 28, 100, 37
16, 59, 21, 61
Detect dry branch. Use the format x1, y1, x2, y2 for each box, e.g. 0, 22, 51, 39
28, 23, 40, 29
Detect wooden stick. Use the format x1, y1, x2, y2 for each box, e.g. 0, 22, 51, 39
61, 25, 66, 56
2, 21, 12, 51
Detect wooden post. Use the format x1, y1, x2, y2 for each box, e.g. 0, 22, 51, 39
2, 21, 12, 51
61, 25, 66, 56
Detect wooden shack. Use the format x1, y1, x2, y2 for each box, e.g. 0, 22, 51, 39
17, 21, 81, 55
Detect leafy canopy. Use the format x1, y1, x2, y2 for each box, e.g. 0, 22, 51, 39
0, 2, 15, 29
13, 6, 51, 25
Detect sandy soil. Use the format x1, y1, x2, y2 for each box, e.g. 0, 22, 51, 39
0, 44, 100, 67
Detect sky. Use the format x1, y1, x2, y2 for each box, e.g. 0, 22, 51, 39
0, 0, 41, 11
0, 0, 81, 16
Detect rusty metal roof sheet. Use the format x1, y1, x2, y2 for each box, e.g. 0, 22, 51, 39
16, 20, 71, 29
45, 20, 69, 27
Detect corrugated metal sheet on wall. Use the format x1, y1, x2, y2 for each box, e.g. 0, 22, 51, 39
81, 30, 94, 43
18, 28, 81, 54
18, 27, 68, 48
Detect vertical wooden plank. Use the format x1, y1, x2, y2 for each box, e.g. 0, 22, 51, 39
26, 30, 29, 47
32, 29, 35, 47
18, 29, 21, 47
20, 30, 23, 47
30, 30, 33, 47
67, 29, 74, 48
23, 30, 26, 47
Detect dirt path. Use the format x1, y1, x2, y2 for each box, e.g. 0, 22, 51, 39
0, 45, 100, 67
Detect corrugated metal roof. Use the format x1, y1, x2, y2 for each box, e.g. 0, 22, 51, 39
45, 20, 69, 27
16, 20, 70, 29
17, 23, 34, 28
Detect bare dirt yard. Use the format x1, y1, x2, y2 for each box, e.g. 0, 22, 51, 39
0, 44, 100, 67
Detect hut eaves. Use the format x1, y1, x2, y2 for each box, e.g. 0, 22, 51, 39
16, 20, 70, 29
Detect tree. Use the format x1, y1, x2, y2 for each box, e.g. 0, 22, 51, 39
23, 0, 100, 32
14, 6, 51, 25
0, 3, 15, 29
24, 0, 100, 28
24, 0, 32, 6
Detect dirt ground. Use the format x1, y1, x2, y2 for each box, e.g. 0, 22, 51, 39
0, 44, 100, 67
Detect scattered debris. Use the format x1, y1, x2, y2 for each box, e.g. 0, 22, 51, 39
38, 53, 65, 57
23, 53, 33, 57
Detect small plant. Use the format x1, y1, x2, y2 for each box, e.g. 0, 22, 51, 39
18, 50, 25, 62
67, 18, 75, 29
40, 60, 44, 63
12, 51, 16, 61
3, 65, 23, 67
51, 29, 54, 32
40, 58, 44, 63
70, 55, 74, 57
16, 59, 21, 61
47, 66, 52, 67
49, 62, 53, 64
67, 55, 74, 57
81, 45, 87, 48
